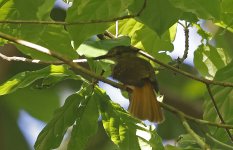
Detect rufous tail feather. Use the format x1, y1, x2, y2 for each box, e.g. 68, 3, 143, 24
128, 81, 164, 123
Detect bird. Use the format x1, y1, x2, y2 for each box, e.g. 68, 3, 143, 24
95, 46, 164, 123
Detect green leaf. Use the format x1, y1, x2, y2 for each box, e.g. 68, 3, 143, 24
96, 88, 164, 150
76, 36, 131, 57
0, 0, 55, 20
0, 0, 77, 60
17, 25, 78, 60
179, 12, 199, 23
194, 44, 231, 79
34, 93, 84, 150
76, 36, 131, 77
66, 0, 134, 48
38, 25, 77, 60
108, 18, 143, 38
203, 62, 233, 146
129, 0, 182, 36
108, 19, 173, 63
157, 111, 185, 140
14, 24, 77, 61
222, 0, 233, 13
132, 25, 174, 55
68, 92, 99, 150
169, 0, 221, 20
0, 65, 79, 95
0, 0, 55, 41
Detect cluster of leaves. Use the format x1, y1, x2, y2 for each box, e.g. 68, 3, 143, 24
0, 0, 233, 149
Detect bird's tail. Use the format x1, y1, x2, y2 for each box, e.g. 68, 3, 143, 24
128, 81, 164, 123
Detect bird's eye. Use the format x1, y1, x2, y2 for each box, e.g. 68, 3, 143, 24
116, 51, 121, 55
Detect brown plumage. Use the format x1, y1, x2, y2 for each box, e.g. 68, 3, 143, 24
128, 80, 163, 122
96, 46, 164, 123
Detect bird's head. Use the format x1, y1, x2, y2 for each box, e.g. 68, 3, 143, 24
94, 46, 139, 61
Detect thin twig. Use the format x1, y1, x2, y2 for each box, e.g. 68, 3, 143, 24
206, 133, 233, 149
138, 50, 233, 87
101, 33, 233, 87
178, 21, 185, 28
180, 116, 210, 150
104, 31, 116, 39
177, 22, 190, 66
0, 0, 147, 26
206, 84, 233, 142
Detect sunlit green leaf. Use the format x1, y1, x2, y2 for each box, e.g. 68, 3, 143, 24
66, 0, 134, 48
0, 0, 77, 60
96, 88, 164, 150
0, 0, 51, 41
194, 44, 231, 79
108, 19, 143, 38
108, 19, 173, 63
0, 65, 79, 95
132, 25, 173, 56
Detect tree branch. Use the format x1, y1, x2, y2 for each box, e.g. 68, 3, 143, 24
206, 84, 233, 142
180, 116, 210, 150
0, 52, 87, 64
160, 102, 233, 129
0, 0, 147, 26
1, 31, 233, 131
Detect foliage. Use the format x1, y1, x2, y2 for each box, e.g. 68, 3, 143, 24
0, 0, 233, 149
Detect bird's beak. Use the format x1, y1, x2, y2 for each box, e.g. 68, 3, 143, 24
93, 53, 113, 60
